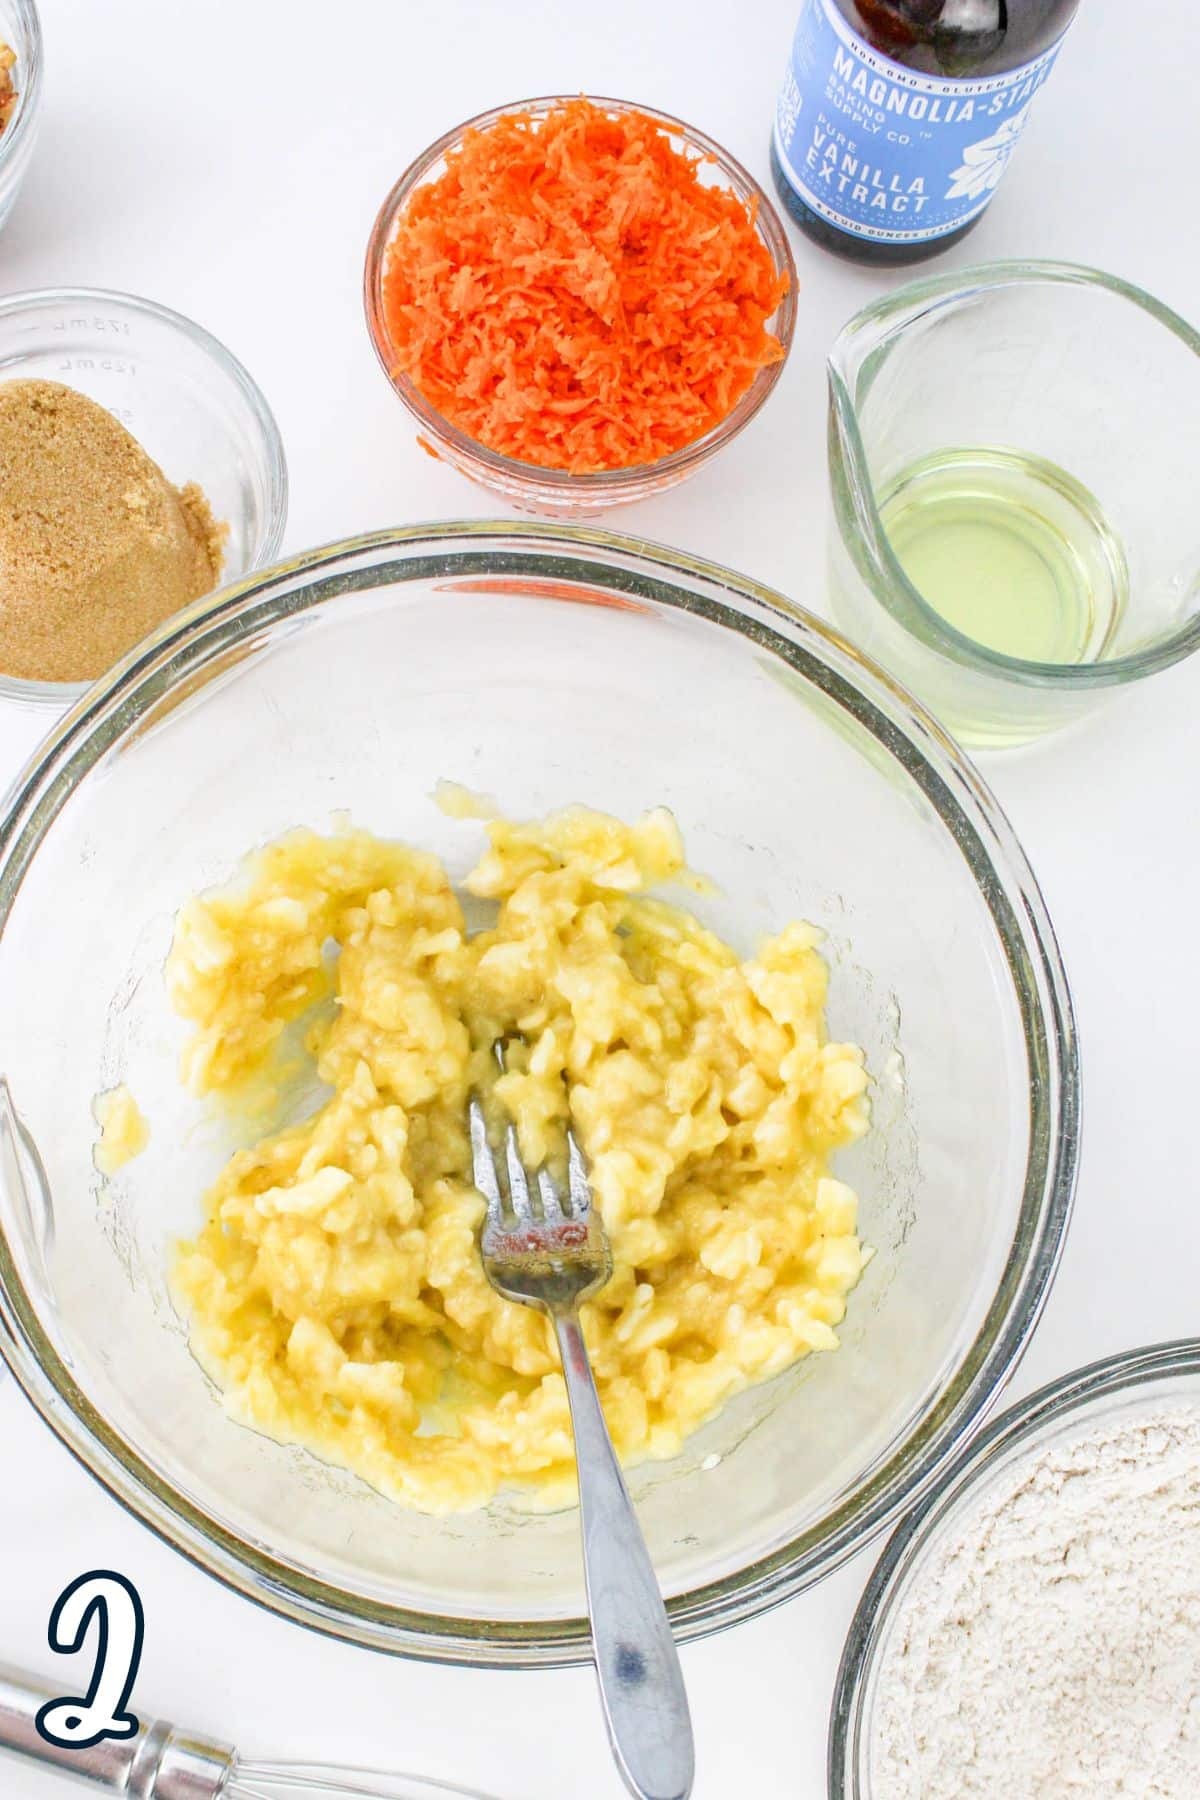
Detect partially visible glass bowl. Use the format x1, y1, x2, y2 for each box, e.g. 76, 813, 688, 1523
363, 97, 798, 517
0, 287, 288, 710
0, 524, 1077, 1664
830, 1340, 1200, 1798
0, 0, 43, 234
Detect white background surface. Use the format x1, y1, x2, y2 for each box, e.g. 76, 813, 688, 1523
2, 2, 1199, 1796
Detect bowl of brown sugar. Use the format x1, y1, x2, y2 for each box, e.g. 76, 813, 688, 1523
0, 288, 288, 709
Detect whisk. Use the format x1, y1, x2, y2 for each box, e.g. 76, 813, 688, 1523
0, 1662, 501, 1800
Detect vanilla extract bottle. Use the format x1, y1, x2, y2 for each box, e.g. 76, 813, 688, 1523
771, 1, 1080, 264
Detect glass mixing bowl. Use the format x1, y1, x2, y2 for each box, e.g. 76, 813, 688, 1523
0, 524, 1077, 1665
828, 1339, 1200, 1799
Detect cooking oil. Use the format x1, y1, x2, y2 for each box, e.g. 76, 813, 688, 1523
877, 446, 1128, 664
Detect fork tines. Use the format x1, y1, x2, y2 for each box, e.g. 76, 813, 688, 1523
469, 1061, 590, 1232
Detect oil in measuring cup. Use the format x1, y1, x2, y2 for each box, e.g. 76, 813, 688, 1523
877, 446, 1129, 665
827, 265, 1200, 747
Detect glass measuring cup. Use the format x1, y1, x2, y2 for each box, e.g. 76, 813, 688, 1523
827, 262, 1200, 748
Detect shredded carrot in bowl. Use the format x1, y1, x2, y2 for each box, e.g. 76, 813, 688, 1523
379, 99, 791, 476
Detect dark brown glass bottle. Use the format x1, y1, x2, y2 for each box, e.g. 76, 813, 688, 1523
771, 1, 1080, 264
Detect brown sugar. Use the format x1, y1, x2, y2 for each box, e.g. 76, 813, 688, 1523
0, 42, 16, 134
0, 380, 228, 684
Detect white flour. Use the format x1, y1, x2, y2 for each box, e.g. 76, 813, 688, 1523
871, 1401, 1200, 1798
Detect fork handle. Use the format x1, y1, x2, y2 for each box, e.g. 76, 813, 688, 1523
554, 1311, 695, 1800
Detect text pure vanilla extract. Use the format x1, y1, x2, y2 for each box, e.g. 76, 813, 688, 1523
771, 1, 1080, 264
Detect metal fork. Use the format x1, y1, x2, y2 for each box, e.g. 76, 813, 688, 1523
468, 1048, 694, 1800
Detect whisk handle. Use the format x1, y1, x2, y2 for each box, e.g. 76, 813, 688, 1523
0, 1662, 234, 1798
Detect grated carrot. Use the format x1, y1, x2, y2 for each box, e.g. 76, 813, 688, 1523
380, 99, 790, 475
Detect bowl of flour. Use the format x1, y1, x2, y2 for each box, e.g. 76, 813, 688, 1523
831, 1340, 1200, 1799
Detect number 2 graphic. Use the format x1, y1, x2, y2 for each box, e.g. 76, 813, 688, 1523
34, 1571, 145, 1750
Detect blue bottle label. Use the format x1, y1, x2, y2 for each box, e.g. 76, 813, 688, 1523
774, 0, 1062, 243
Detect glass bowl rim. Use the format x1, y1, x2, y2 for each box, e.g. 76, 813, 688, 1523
827, 258, 1200, 688
0, 283, 290, 710
362, 93, 799, 494
0, 0, 44, 182
0, 520, 1078, 1667
827, 1335, 1200, 1799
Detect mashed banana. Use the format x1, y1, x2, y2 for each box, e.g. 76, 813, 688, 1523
168, 805, 869, 1512
93, 1084, 150, 1174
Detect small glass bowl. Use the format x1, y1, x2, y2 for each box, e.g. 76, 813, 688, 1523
0, 287, 288, 710
829, 1339, 1200, 1798
0, 0, 43, 234
363, 96, 798, 518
